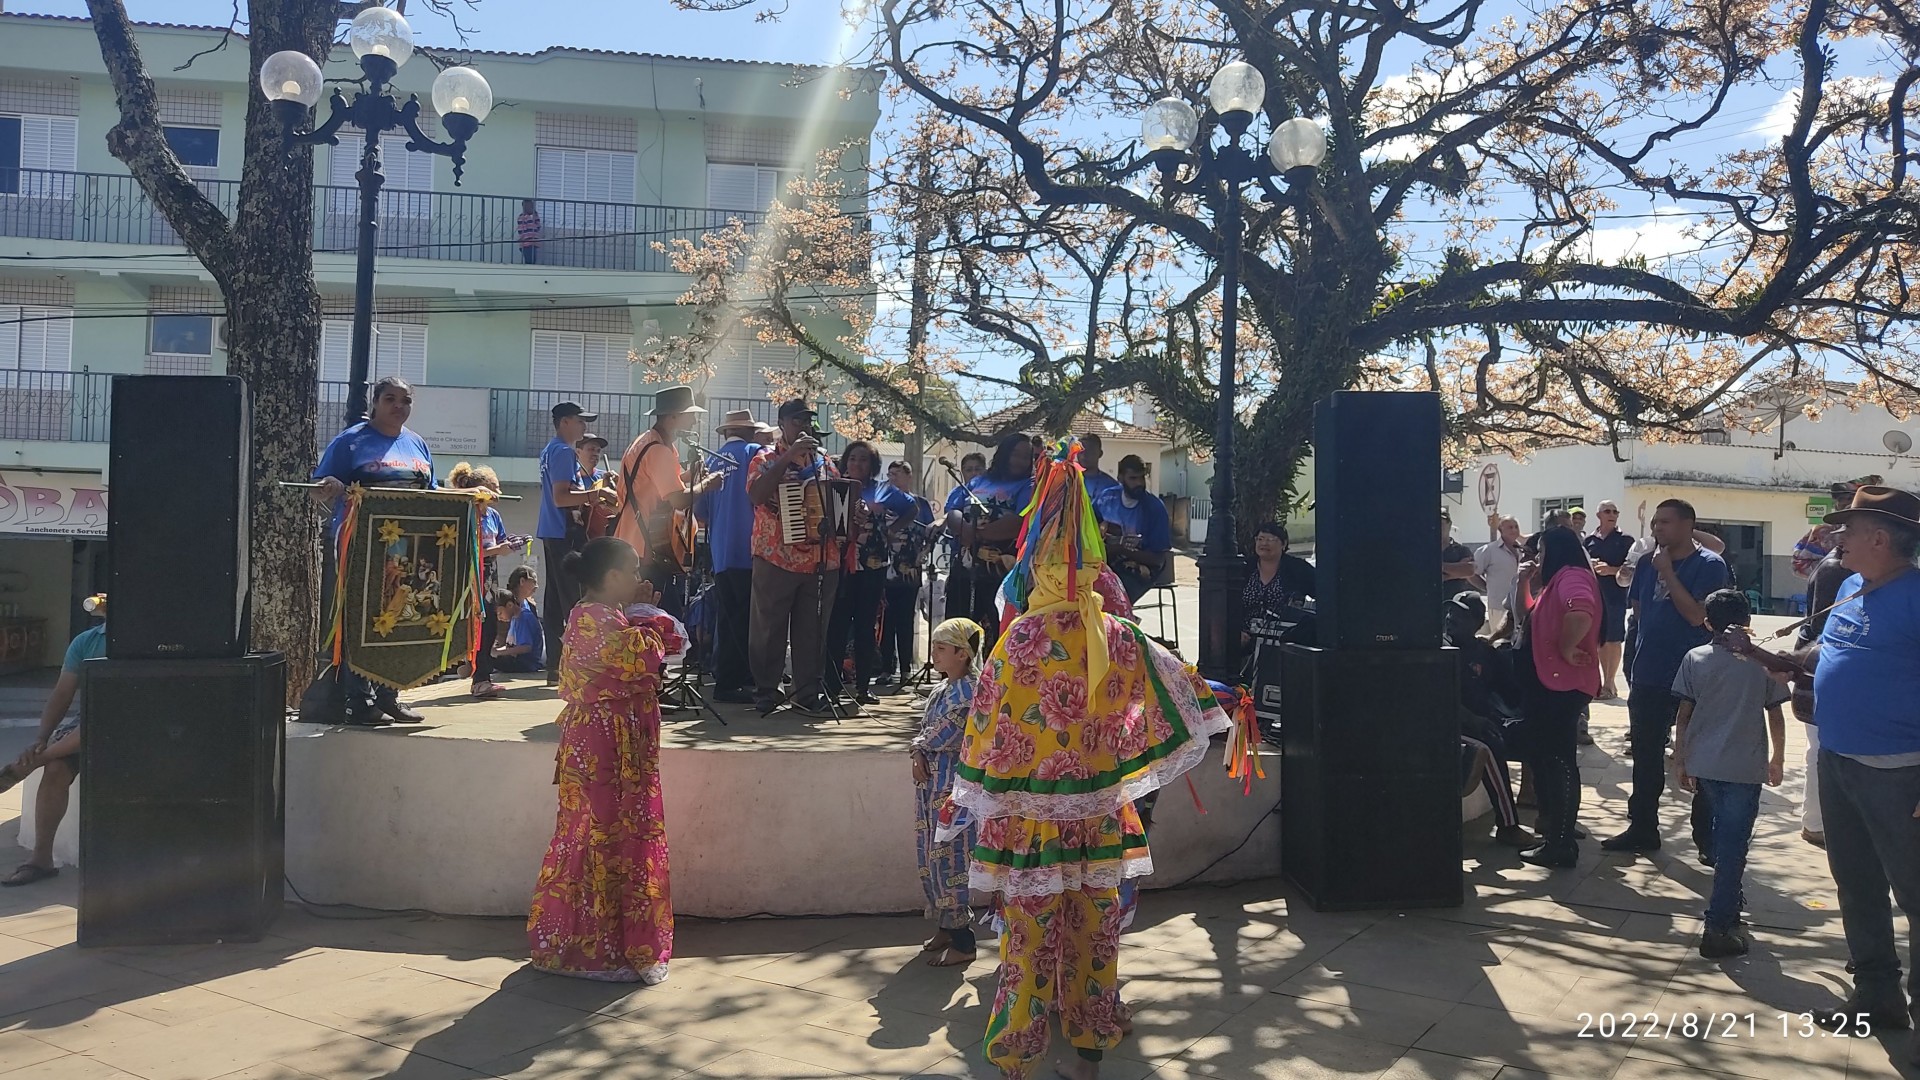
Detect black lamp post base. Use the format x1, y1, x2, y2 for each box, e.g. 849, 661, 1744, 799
1196, 545, 1249, 683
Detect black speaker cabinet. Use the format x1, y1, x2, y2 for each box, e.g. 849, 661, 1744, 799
1313, 391, 1443, 650
78, 653, 286, 946
1278, 645, 1462, 910
108, 375, 250, 659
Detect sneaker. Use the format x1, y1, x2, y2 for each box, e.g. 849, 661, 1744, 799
1519, 845, 1578, 869
640, 962, 670, 986
1600, 830, 1661, 853
753, 695, 780, 716
1494, 825, 1540, 848
855, 690, 882, 706
1699, 925, 1750, 959
1811, 996, 1912, 1032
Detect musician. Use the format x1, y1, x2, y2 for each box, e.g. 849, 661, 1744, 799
615, 385, 723, 608
824, 442, 891, 706
947, 435, 1036, 646
1093, 455, 1172, 604
877, 460, 935, 688
538, 400, 615, 686
698, 410, 773, 704
1079, 432, 1121, 502
567, 433, 615, 548
1241, 522, 1316, 644
939, 452, 987, 628
747, 399, 847, 716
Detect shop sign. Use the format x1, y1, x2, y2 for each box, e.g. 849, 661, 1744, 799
0, 471, 109, 537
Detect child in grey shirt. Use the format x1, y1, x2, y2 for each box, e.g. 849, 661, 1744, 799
1672, 588, 1788, 959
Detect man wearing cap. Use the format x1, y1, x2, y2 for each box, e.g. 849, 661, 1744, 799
616, 386, 725, 606
746, 399, 846, 716
698, 410, 773, 703
539, 402, 617, 685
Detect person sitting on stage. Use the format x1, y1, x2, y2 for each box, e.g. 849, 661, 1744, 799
947, 436, 1035, 648
495, 566, 545, 674
1094, 455, 1172, 605
538, 401, 615, 687
877, 460, 935, 689
0, 597, 107, 887
961, 439, 1231, 1080
616, 386, 725, 607
911, 616, 983, 967
746, 399, 846, 717
825, 441, 892, 706
528, 536, 683, 985
698, 410, 773, 705
312, 376, 434, 725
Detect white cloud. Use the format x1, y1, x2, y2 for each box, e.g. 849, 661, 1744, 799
1579, 208, 1701, 263
1751, 89, 1801, 139
1750, 77, 1893, 141
1365, 62, 1489, 163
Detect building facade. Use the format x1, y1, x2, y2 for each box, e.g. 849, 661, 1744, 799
1455, 401, 1920, 614
0, 13, 879, 667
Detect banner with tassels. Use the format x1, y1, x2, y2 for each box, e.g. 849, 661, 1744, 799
328, 485, 484, 691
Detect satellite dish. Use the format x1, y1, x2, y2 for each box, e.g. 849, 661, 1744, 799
1885, 430, 1913, 455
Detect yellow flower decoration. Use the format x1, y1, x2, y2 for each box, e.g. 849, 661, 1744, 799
371, 610, 400, 637
435, 523, 459, 548
425, 611, 452, 637
377, 519, 405, 545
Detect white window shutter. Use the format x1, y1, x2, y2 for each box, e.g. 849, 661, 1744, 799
534, 148, 566, 200
582, 334, 612, 394
397, 324, 428, 383
606, 151, 636, 204
329, 141, 357, 187
0, 306, 18, 371
531, 330, 565, 391
708, 163, 761, 212
18, 117, 78, 172
35, 309, 72, 372
757, 166, 783, 209
320, 321, 352, 383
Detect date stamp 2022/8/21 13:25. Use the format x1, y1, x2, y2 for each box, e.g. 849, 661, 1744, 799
1577, 1012, 1876, 1040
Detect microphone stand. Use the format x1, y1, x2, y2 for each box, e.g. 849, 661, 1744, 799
772, 431, 850, 722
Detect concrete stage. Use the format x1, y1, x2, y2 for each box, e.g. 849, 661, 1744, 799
22, 671, 1491, 918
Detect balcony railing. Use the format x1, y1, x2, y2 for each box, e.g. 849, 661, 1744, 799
1, 169, 760, 271
0, 371, 114, 442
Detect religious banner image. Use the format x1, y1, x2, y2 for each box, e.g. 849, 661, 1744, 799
336, 487, 482, 691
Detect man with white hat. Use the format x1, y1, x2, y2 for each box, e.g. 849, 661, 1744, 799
699, 409, 773, 702
616, 385, 724, 605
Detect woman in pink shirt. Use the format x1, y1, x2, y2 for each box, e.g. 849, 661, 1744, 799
1522, 526, 1602, 869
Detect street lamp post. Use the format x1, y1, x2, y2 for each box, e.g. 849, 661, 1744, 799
261, 5, 493, 429
1138, 61, 1327, 681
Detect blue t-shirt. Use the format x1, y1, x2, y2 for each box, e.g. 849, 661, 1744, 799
536, 437, 576, 540
63, 624, 107, 673
508, 600, 545, 667
480, 506, 505, 548
1627, 544, 1731, 691
313, 422, 434, 537
1815, 571, 1920, 755
1092, 486, 1173, 552
1083, 470, 1121, 504
695, 439, 765, 574
873, 482, 934, 527
958, 474, 1036, 568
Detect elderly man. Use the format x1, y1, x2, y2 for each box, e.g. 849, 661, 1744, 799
1474, 515, 1524, 627
616, 385, 724, 607
1585, 500, 1635, 699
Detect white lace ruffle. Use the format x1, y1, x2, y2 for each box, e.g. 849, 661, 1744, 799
969, 851, 1154, 898
952, 650, 1234, 822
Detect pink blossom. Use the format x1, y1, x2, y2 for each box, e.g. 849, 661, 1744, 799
1068, 988, 1125, 1038
1002, 619, 1052, 669
1037, 671, 1090, 732
1149, 711, 1175, 742
1106, 628, 1141, 671
982, 721, 1036, 774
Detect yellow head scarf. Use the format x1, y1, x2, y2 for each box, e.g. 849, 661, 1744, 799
930, 617, 985, 675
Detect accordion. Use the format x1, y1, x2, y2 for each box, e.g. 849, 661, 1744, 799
778, 478, 858, 545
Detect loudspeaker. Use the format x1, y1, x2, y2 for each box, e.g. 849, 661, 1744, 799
1313, 391, 1443, 650
78, 653, 286, 946
1278, 645, 1462, 910
108, 375, 250, 658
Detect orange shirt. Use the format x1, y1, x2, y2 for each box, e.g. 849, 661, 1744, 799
615, 429, 685, 558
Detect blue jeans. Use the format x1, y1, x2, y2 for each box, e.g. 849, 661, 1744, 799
1695, 778, 1760, 932
1819, 749, 1920, 1005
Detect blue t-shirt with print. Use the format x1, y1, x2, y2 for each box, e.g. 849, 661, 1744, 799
313, 422, 434, 538
536, 437, 576, 540
1627, 544, 1731, 691
1093, 486, 1173, 552
1815, 571, 1920, 755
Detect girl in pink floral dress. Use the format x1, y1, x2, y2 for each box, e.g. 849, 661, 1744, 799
527, 537, 683, 984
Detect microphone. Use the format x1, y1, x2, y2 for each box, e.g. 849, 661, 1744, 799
937, 457, 956, 469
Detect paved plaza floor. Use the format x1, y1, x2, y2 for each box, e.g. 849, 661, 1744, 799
0, 644, 1907, 1077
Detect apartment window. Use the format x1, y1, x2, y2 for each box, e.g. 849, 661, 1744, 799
320, 320, 428, 384
531, 330, 629, 395
162, 125, 219, 169
0, 114, 79, 194
707, 163, 786, 214
149, 312, 215, 356
0, 304, 74, 371
1538, 496, 1585, 524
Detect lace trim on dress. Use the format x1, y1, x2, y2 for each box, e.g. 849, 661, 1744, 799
969, 851, 1155, 898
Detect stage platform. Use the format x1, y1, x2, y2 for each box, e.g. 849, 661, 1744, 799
20, 670, 1491, 919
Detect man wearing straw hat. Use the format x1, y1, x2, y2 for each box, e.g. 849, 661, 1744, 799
616, 385, 724, 605
699, 409, 774, 702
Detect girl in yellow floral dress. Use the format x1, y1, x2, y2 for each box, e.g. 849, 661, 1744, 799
528, 536, 683, 984
957, 440, 1231, 1080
